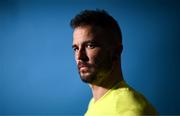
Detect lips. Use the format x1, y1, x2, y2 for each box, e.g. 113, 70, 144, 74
78, 62, 89, 70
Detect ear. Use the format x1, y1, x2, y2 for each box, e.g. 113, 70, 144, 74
113, 44, 123, 61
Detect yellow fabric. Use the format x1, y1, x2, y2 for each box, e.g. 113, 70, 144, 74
85, 81, 157, 116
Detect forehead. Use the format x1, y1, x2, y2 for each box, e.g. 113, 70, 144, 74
73, 26, 93, 40
73, 25, 108, 44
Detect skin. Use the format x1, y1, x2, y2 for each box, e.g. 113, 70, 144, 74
72, 25, 123, 101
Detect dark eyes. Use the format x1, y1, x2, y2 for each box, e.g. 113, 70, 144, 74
86, 43, 96, 49
72, 42, 98, 52
73, 47, 78, 52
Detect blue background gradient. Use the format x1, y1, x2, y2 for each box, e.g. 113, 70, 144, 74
0, 0, 180, 115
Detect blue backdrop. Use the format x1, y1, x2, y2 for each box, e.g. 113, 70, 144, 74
0, 0, 180, 115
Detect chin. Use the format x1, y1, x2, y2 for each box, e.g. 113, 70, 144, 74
80, 73, 95, 83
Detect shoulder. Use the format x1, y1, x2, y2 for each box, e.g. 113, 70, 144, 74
113, 83, 158, 115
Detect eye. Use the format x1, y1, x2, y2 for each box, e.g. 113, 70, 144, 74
86, 43, 96, 49
87, 45, 95, 49
73, 47, 78, 52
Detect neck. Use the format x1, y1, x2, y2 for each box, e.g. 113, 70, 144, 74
89, 62, 123, 102
89, 84, 109, 101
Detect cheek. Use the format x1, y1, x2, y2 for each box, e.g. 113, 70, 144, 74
89, 50, 113, 67
87, 49, 101, 63
74, 54, 78, 62
74, 53, 79, 65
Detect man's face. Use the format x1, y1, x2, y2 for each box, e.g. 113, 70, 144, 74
72, 26, 115, 84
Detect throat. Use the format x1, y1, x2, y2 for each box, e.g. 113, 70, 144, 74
90, 84, 110, 102
89, 62, 124, 102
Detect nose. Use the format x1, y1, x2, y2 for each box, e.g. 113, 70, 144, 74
76, 47, 88, 62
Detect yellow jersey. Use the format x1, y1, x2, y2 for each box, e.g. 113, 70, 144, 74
85, 81, 158, 116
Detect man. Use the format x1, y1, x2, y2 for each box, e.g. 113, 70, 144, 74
70, 9, 158, 115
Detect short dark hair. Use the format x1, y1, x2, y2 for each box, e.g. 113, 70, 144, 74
70, 9, 122, 45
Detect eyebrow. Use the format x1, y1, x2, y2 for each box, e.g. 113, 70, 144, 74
72, 45, 76, 48
72, 40, 98, 48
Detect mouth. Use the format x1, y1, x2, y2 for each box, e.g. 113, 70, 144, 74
78, 63, 89, 71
